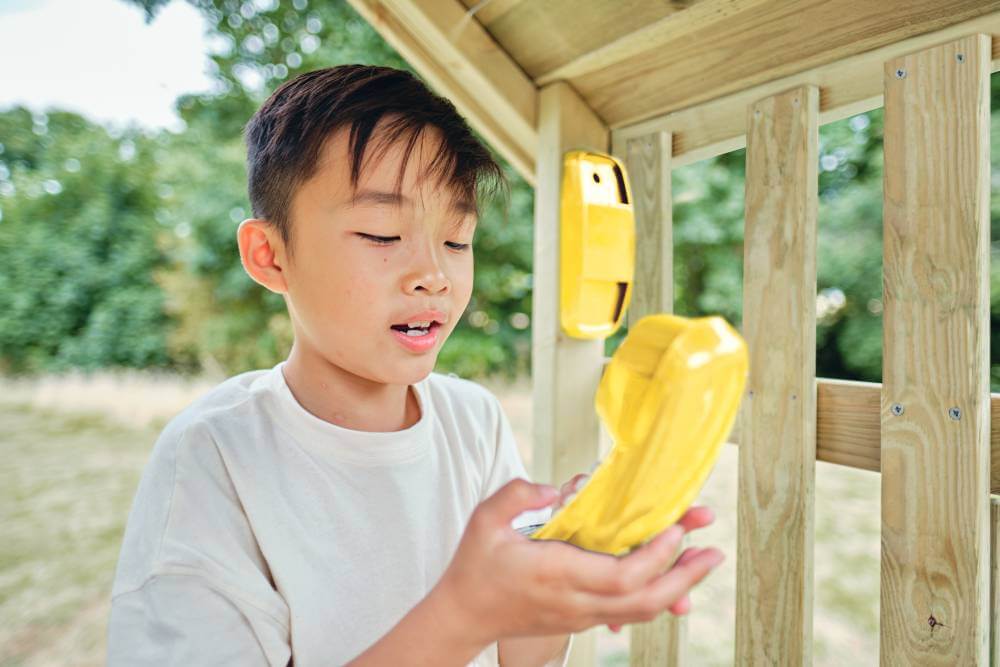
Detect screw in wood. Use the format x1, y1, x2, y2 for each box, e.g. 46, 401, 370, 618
948, 407, 961, 420
890, 403, 904, 416
956, 53, 965, 63
895, 68, 906, 79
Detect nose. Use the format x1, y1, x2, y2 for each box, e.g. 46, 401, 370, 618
402, 239, 451, 296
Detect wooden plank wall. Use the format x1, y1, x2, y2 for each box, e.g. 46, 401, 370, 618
531, 81, 608, 667
620, 131, 679, 665
880, 34, 992, 664
735, 84, 819, 665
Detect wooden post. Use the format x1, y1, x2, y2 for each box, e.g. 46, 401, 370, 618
620, 131, 679, 665
880, 34, 992, 665
735, 84, 819, 665
532, 81, 608, 667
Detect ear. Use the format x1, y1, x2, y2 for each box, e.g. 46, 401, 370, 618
237, 219, 289, 294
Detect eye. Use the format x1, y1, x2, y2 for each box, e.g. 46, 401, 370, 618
357, 233, 399, 246
446, 242, 471, 251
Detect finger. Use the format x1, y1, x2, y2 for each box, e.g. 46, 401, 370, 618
550, 524, 686, 595
593, 548, 725, 624
478, 478, 559, 528
561, 473, 589, 494
673, 546, 706, 568
667, 593, 691, 616
674, 506, 715, 533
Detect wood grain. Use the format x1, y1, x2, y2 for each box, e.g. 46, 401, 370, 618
621, 133, 683, 664
736, 84, 819, 665
531, 81, 608, 667
880, 34, 992, 665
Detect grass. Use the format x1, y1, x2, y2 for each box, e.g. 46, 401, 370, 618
0, 400, 159, 667
0, 372, 882, 666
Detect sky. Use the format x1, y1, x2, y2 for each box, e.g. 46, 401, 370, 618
0, 0, 216, 132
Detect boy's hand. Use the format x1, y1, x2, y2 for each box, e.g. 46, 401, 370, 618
551, 472, 705, 633
433, 478, 723, 647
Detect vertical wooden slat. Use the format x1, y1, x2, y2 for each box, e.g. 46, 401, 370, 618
621, 132, 679, 666
881, 34, 991, 665
532, 81, 608, 667
991, 496, 1000, 665
735, 84, 819, 665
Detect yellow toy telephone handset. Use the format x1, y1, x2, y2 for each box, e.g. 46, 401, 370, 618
529, 313, 749, 555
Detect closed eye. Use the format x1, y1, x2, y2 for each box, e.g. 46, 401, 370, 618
358, 233, 470, 251
357, 233, 399, 246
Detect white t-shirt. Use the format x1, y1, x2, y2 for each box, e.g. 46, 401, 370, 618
107, 361, 572, 666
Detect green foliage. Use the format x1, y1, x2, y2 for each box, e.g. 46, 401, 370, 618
0, 108, 170, 374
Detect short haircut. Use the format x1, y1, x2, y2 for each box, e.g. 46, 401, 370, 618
243, 64, 508, 254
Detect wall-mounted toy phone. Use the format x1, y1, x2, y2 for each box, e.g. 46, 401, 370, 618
560, 150, 635, 340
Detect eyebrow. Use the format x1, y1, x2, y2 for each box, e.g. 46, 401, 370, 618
349, 189, 478, 218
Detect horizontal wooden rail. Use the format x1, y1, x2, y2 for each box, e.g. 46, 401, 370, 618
597, 367, 1000, 493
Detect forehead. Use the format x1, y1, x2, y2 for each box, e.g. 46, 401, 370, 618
313, 120, 476, 219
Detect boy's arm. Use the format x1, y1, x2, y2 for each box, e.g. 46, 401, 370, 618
498, 634, 573, 667
344, 582, 489, 666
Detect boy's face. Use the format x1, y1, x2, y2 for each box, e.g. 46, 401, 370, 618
276, 121, 476, 385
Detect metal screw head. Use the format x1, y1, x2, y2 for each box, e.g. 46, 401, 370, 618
956, 53, 965, 63
895, 68, 906, 79
890, 403, 904, 416
948, 407, 961, 420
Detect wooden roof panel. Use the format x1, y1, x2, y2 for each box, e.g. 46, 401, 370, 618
570, 0, 1000, 128
459, 0, 700, 79
352, 0, 1000, 182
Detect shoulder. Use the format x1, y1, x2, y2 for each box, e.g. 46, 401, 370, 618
144, 366, 279, 500
112, 368, 276, 596
160, 367, 275, 439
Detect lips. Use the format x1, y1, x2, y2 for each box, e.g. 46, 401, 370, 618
390, 321, 443, 353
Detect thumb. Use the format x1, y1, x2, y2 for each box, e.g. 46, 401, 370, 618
479, 477, 559, 527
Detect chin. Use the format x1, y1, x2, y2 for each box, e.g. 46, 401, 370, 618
382, 355, 438, 386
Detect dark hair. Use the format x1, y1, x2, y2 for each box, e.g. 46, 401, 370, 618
243, 64, 508, 253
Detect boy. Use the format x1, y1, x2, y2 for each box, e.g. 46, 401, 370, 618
106, 64, 724, 666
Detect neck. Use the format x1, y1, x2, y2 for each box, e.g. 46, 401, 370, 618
281, 342, 420, 432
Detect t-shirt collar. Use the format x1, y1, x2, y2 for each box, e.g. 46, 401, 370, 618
258, 360, 433, 465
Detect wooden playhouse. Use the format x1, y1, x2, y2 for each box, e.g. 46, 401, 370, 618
345, 0, 1000, 664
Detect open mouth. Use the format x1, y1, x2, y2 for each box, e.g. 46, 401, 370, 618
389, 320, 443, 337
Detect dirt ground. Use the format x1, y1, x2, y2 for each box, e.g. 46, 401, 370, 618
0, 370, 880, 666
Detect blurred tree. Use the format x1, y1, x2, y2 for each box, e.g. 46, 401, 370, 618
0, 108, 170, 374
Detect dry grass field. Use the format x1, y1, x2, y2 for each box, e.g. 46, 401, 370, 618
0, 370, 880, 666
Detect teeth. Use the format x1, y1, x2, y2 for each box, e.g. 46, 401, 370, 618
407, 321, 432, 328
404, 328, 429, 337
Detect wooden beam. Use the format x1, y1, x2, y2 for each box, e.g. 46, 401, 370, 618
880, 34, 991, 664
345, 0, 538, 184
620, 132, 682, 665
735, 84, 819, 665
612, 9, 1000, 167
587, 366, 1000, 490
531, 81, 608, 667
